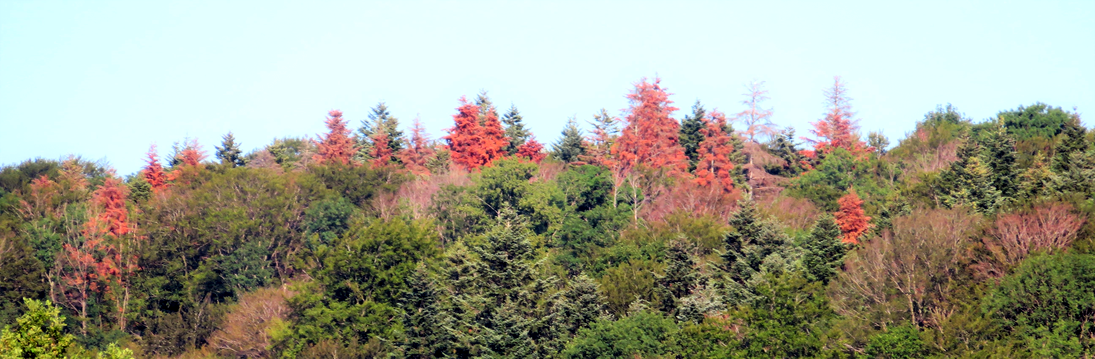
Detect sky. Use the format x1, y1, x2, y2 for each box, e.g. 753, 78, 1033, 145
1, 1, 1093, 175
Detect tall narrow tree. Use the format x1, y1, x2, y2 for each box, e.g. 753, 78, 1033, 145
735, 80, 777, 143
355, 102, 404, 163
141, 145, 168, 192
313, 110, 359, 166
443, 97, 508, 170
679, 101, 707, 169
693, 110, 738, 195
833, 190, 870, 244
502, 105, 531, 155
215, 132, 245, 167
807, 77, 869, 156
398, 117, 436, 175
582, 109, 619, 168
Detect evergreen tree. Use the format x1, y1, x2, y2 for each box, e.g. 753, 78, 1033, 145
798, 214, 847, 284
214, 132, 245, 167
355, 102, 404, 163
557, 275, 606, 337
400, 264, 454, 358
1052, 114, 1088, 173
766, 128, 808, 176
582, 109, 619, 167
679, 100, 706, 169
981, 121, 1019, 200
940, 135, 1003, 214
720, 198, 796, 305
655, 237, 700, 317
502, 104, 531, 156
313, 110, 358, 165
553, 117, 586, 163
612, 77, 689, 174
475, 90, 499, 124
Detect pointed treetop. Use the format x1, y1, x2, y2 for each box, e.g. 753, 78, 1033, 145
611, 77, 688, 174
834, 189, 870, 244
735, 80, 777, 143
503, 104, 531, 155
215, 132, 245, 167
314, 109, 359, 166
806, 77, 869, 156
552, 116, 586, 163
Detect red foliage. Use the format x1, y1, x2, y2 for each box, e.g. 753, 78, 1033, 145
398, 117, 435, 176
986, 202, 1084, 267
313, 110, 359, 165
443, 97, 508, 170
370, 131, 393, 169
142, 144, 168, 192
693, 110, 738, 195
611, 77, 688, 175
806, 77, 870, 156
834, 189, 871, 244
168, 138, 207, 184
90, 178, 131, 237
515, 136, 546, 163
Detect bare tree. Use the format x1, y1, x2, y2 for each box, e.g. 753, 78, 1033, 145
734, 80, 778, 143
984, 202, 1084, 269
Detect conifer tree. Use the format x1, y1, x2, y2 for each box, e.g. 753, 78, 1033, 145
369, 131, 393, 168
834, 190, 870, 244
398, 118, 435, 175
400, 264, 454, 358
981, 121, 1019, 200
582, 109, 619, 167
655, 237, 700, 317
612, 77, 689, 174
767, 129, 808, 176
720, 198, 795, 305
556, 275, 605, 337
443, 97, 508, 170
502, 104, 530, 156
516, 136, 546, 163
807, 76, 869, 156
475, 90, 499, 124
799, 214, 847, 284
1053, 113, 1089, 173
941, 135, 1003, 214
693, 110, 738, 195
355, 102, 404, 163
214, 132, 245, 167
313, 110, 358, 166
679, 100, 706, 169
141, 144, 168, 192
735, 80, 777, 143
552, 117, 586, 163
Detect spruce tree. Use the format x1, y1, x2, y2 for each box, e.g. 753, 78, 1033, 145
679, 100, 707, 169
655, 237, 700, 317
799, 214, 847, 284
400, 264, 455, 358
475, 90, 499, 125
1052, 114, 1089, 173
502, 104, 530, 156
720, 198, 796, 305
556, 275, 606, 337
552, 117, 586, 163
981, 121, 1019, 200
941, 135, 1002, 214
767, 128, 808, 176
214, 132, 245, 167
355, 102, 404, 163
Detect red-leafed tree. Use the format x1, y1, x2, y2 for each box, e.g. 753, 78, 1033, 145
612, 77, 688, 174
516, 136, 546, 163
806, 77, 870, 156
370, 131, 393, 169
834, 189, 871, 244
313, 109, 359, 165
443, 96, 509, 170
142, 144, 168, 192
169, 138, 207, 185
582, 109, 619, 169
693, 110, 738, 195
398, 117, 435, 175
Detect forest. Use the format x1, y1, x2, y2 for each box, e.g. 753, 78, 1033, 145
1, 76, 1093, 358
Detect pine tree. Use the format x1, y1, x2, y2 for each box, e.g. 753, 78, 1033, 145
655, 237, 700, 317
800, 215, 847, 284
398, 118, 435, 176
400, 264, 454, 358
552, 117, 586, 163
214, 132, 245, 167
475, 90, 499, 124
720, 198, 795, 305
834, 190, 870, 244
141, 144, 168, 192
313, 110, 359, 166
941, 135, 1003, 214
679, 100, 706, 169
369, 131, 393, 168
443, 97, 508, 170
502, 104, 530, 156
556, 275, 605, 337
1053, 113, 1089, 173
734, 80, 777, 143
612, 77, 689, 174
766, 129, 808, 176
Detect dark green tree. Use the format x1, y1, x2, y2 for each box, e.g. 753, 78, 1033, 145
981, 122, 1020, 200
355, 102, 404, 163
553, 117, 587, 163
1052, 114, 1089, 173
997, 102, 1073, 141
562, 311, 678, 359
399, 264, 455, 358
0, 237, 48, 325
655, 237, 700, 316
679, 100, 706, 169
720, 198, 797, 305
556, 275, 607, 337
865, 324, 928, 359
798, 214, 847, 284
214, 132, 245, 167
766, 128, 808, 176
724, 274, 840, 358
502, 104, 531, 156
939, 135, 1002, 214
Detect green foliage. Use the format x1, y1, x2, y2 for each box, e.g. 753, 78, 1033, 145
0, 299, 75, 359
939, 135, 1003, 214
598, 259, 662, 317
502, 104, 531, 155
433, 158, 562, 240
798, 214, 848, 284
766, 128, 809, 176
562, 311, 678, 359
302, 196, 356, 249
0, 237, 47, 326
399, 264, 454, 358
864, 324, 926, 359
355, 102, 404, 164
553, 117, 587, 163
997, 102, 1072, 142
720, 199, 797, 305
983, 253, 1095, 351
725, 274, 842, 358
215, 132, 246, 168
680, 101, 706, 170
307, 162, 403, 209
654, 237, 700, 317
552, 165, 633, 274
789, 148, 885, 211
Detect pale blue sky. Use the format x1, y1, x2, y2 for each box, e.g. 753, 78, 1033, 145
2, 1, 1092, 175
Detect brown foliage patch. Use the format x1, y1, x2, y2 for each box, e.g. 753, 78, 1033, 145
206, 286, 295, 358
